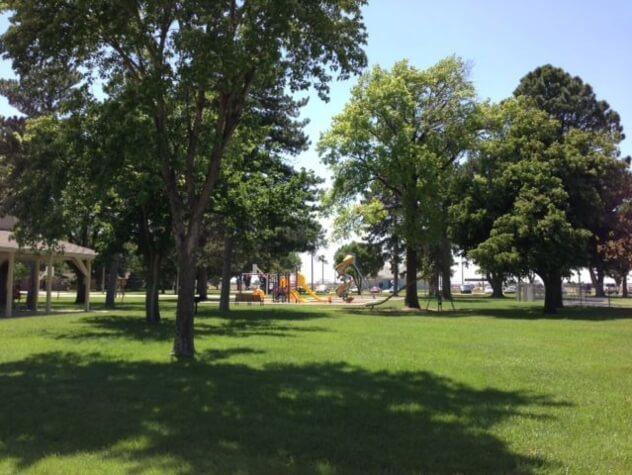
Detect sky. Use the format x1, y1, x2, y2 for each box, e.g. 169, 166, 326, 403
292, 0, 632, 283
0, 2, 630, 284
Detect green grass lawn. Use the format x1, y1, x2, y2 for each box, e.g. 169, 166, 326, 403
0, 296, 631, 474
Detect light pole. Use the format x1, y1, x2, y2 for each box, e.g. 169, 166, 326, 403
318, 255, 327, 285
310, 251, 315, 290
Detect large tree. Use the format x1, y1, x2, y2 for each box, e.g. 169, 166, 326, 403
600, 185, 632, 298
465, 98, 625, 313
1, 0, 367, 357
320, 58, 480, 308
471, 159, 589, 313
514, 64, 627, 297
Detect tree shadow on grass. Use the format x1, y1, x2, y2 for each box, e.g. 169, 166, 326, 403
347, 303, 632, 321
57, 307, 330, 342
0, 351, 567, 473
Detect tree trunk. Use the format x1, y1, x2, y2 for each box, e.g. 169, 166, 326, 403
428, 272, 438, 298
26, 261, 38, 311
590, 267, 605, 297
439, 232, 452, 299
75, 271, 86, 304
219, 233, 233, 312
488, 272, 504, 298
391, 238, 400, 296
622, 272, 629, 298
145, 252, 161, 323
542, 274, 558, 314
553, 274, 564, 308
196, 267, 208, 300
172, 249, 197, 358
105, 255, 119, 309
404, 245, 420, 309
441, 267, 451, 299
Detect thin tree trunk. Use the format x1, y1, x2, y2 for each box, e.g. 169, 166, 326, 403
26, 261, 38, 311
622, 272, 629, 298
105, 255, 118, 309
145, 252, 161, 323
75, 271, 86, 304
440, 231, 452, 299
219, 233, 233, 312
590, 267, 605, 297
488, 272, 504, 298
172, 249, 197, 358
392, 238, 400, 296
196, 267, 208, 300
595, 268, 605, 297
428, 272, 438, 298
404, 245, 420, 309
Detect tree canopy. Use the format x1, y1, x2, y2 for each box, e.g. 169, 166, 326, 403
320, 57, 480, 307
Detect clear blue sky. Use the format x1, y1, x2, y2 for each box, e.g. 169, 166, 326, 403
1, 2, 630, 281
292, 0, 632, 280
295, 0, 632, 179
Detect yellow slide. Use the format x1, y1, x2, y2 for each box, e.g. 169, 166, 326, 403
297, 273, 328, 302
290, 289, 306, 303
335, 255, 355, 277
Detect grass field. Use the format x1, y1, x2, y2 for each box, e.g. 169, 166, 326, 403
0, 296, 631, 474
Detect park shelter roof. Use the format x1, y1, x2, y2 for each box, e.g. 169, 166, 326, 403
0, 216, 96, 260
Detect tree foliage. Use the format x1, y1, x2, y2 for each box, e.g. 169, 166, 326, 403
320, 57, 480, 307
1, 0, 368, 356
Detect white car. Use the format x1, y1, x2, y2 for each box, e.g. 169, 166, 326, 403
460, 284, 474, 294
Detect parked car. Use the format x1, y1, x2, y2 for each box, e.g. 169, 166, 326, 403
460, 284, 475, 294
605, 283, 618, 295
504, 285, 517, 293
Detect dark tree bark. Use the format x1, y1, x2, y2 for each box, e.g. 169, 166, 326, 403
439, 232, 452, 300
543, 276, 557, 314
391, 238, 400, 296
105, 255, 119, 309
540, 270, 563, 314
404, 245, 420, 309
553, 274, 564, 308
488, 272, 504, 298
196, 267, 208, 300
428, 272, 438, 298
173, 249, 197, 357
589, 267, 605, 297
145, 252, 162, 323
622, 272, 629, 298
74, 271, 86, 304
26, 261, 38, 311
219, 233, 234, 313
441, 267, 452, 299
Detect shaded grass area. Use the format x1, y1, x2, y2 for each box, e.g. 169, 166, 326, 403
1, 296, 631, 473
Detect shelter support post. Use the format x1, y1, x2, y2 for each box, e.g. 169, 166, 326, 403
46, 257, 53, 313
33, 257, 41, 311
85, 259, 91, 312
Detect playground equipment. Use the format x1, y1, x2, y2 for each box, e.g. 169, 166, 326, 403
296, 273, 328, 302
334, 254, 366, 301
234, 257, 369, 305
